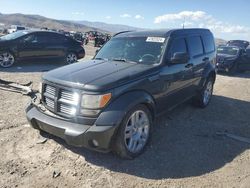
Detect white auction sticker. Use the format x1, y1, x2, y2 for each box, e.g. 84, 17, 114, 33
146, 37, 165, 43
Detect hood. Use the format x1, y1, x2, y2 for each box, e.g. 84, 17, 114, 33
0, 39, 12, 46
43, 60, 156, 91
217, 54, 238, 59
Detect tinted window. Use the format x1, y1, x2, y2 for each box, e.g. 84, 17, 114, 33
47, 33, 67, 44
169, 38, 187, 58
246, 48, 250, 58
202, 35, 215, 53
187, 36, 204, 57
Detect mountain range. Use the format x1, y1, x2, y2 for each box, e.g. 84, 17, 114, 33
0, 12, 227, 45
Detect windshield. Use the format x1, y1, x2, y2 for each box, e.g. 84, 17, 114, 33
95, 36, 166, 64
0, 30, 29, 40
217, 47, 239, 56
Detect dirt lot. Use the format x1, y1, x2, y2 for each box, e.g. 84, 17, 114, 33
0, 44, 250, 188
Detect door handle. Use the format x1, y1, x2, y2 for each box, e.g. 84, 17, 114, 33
185, 63, 193, 69
202, 57, 209, 61
149, 75, 160, 82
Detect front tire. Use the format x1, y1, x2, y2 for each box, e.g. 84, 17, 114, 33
0, 52, 15, 68
113, 104, 152, 159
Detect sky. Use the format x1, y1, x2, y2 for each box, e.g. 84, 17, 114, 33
0, 0, 250, 40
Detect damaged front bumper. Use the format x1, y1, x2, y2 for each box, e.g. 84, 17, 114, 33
25, 99, 117, 152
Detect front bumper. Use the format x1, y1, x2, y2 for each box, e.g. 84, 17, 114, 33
216, 61, 235, 72
26, 104, 117, 152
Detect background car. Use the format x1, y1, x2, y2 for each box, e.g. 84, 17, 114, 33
216, 45, 250, 73
0, 30, 85, 68
227, 40, 249, 49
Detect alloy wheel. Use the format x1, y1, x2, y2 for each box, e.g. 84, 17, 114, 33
203, 80, 213, 105
0, 52, 15, 68
124, 110, 150, 153
66, 53, 77, 64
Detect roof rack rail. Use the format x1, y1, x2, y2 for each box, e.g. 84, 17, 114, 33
113, 30, 134, 37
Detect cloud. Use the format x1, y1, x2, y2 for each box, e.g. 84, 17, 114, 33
105, 16, 111, 19
120, 13, 131, 18
135, 15, 144, 20
154, 11, 250, 35
154, 11, 206, 24
72, 12, 84, 15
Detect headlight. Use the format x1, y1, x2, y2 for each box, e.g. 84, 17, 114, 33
81, 93, 112, 109
225, 58, 236, 61
39, 82, 43, 94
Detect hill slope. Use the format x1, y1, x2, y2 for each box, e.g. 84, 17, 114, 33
0, 13, 102, 32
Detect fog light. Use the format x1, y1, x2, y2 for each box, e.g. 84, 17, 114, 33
92, 139, 99, 147
80, 109, 100, 116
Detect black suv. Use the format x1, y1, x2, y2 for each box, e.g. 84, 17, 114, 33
216, 45, 250, 73
26, 29, 216, 159
0, 30, 85, 68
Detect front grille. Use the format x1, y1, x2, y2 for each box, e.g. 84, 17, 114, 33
42, 83, 79, 116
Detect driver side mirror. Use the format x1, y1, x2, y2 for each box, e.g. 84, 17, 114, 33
171, 52, 190, 64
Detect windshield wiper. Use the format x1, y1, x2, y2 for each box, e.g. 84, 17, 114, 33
93, 57, 108, 61
112, 58, 127, 62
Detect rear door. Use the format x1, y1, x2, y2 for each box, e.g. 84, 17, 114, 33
238, 48, 250, 71
44, 33, 67, 58
186, 35, 207, 88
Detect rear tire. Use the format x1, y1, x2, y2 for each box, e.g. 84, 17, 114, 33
193, 77, 214, 108
229, 62, 238, 75
0, 52, 15, 68
112, 104, 152, 159
65, 52, 78, 64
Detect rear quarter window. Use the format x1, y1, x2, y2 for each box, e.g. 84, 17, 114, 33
187, 36, 204, 57
202, 35, 215, 53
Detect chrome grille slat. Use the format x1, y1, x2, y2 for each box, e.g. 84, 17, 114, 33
59, 104, 74, 114
61, 90, 74, 101
45, 97, 54, 109
45, 85, 56, 96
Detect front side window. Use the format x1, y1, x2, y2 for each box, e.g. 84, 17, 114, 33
187, 36, 204, 57
0, 31, 30, 40
95, 37, 166, 64
169, 38, 187, 58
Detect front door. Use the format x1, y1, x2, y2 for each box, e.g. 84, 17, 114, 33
156, 37, 194, 113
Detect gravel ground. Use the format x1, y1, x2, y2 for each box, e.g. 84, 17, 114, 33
0, 43, 250, 188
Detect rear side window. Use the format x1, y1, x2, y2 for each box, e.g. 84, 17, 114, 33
187, 36, 204, 57
202, 35, 215, 53
169, 38, 187, 58
47, 33, 67, 44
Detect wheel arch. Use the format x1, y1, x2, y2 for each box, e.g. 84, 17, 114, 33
95, 90, 156, 127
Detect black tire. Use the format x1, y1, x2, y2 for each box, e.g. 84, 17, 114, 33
228, 62, 238, 75
112, 104, 153, 159
193, 76, 214, 108
65, 52, 78, 64
0, 52, 15, 68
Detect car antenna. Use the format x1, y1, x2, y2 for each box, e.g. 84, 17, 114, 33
182, 17, 186, 29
